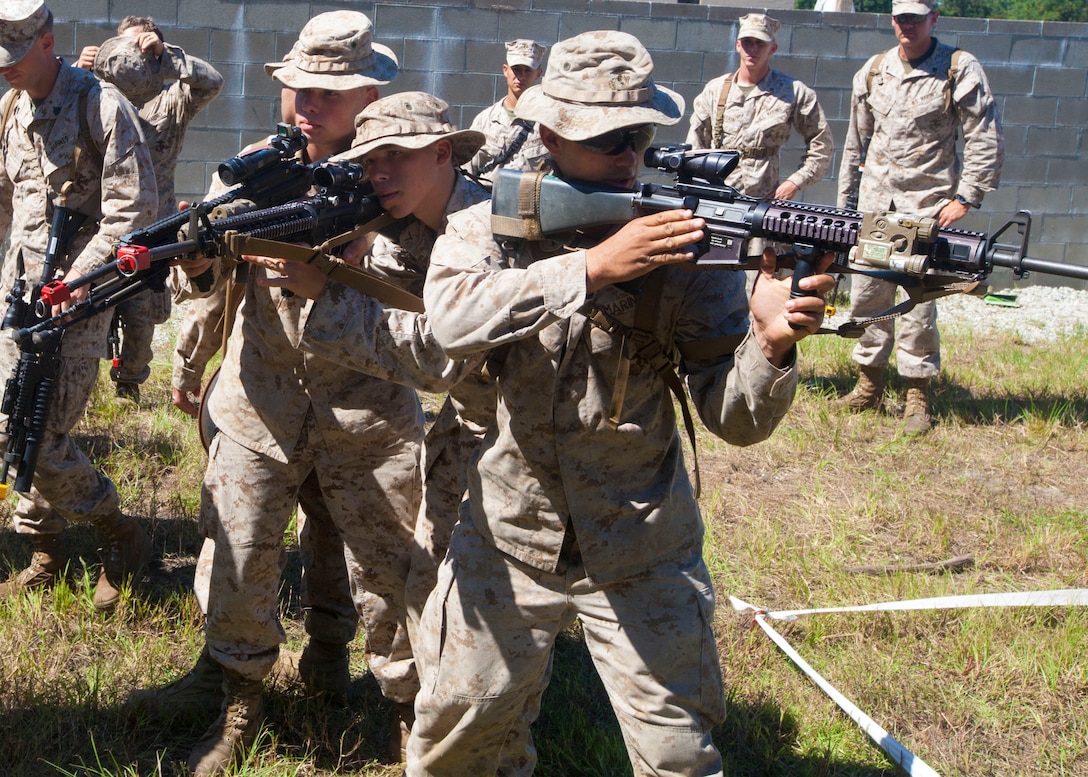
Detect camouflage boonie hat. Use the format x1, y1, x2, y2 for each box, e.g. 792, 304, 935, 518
272, 11, 398, 91
505, 39, 545, 69
333, 92, 484, 167
737, 13, 780, 43
0, 0, 49, 68
892, 0, 937, 15
514, 30, 683, 141
263, 40, 301, 77
93, 35, 163, 104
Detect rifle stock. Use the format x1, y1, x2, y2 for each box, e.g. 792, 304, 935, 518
491, 147, 1088, 337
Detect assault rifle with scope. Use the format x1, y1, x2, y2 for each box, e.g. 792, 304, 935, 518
492, 146, 1088, 337
1, 132, 418, 496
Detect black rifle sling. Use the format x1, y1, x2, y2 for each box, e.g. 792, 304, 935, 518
477, 119, 534, 176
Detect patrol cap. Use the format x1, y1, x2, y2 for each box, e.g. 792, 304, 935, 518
271, 11, 398, 91
0, 0, 49, 68
737, 13, 780, 43
93, 35, 163, 104
505, 39, 545, 69
892, 0, 937, 15
333, 91, 484, 167
514, 30, 683, 141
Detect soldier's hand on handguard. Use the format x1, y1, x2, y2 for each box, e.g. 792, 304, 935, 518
749, 247, 835, 368
584, 209, 704, 294
242, 253, 328, 299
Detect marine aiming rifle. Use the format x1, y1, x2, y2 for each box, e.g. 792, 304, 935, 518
491, 146, 1088, 336
0, 128, 418, 496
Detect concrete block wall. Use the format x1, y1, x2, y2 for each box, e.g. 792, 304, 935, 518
40, 0, 1088, 288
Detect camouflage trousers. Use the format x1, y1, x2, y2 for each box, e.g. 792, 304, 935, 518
408, 519, 727, 777
849, 274, 941, 380
4, 355, 120, 534
193, 468, 359, 646
200, 422, 420, 704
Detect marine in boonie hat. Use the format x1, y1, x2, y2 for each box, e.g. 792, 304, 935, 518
891, 0, 937, 15
0, 0, 50, 68
271, 10, 398, 91
93, 34, 163, 104
505, 39, 545, 70
333, 92, 484, 167
737, 13, 780, 43
513, 30, 683, 141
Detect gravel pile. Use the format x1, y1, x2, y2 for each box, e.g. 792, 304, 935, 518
825, 285, 1088, 344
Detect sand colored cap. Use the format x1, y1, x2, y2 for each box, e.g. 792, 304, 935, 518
514, 30, 683, 141
892, 0, 937, 15
0, 0, 49, 68
737, 13, 780, 43
333, 91, 484, 167
505, 39, 545, 69
93, 35, 163, 104
272, 11, 398, 91
263, 40, 302, 77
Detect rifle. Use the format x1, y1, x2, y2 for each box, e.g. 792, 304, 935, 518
0, 202, 88, 498
491, 146, 1088, 337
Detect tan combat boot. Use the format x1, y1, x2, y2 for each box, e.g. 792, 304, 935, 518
93, 510, 153, 610
187, 670, 266, 776
298, 638, 351, 706
903, 378, 933, 436
0, 533, 66, 597
842, 365, 886, 413
127, 645, 225, 718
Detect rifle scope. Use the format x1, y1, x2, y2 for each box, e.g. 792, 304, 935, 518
218, 123, 307, 187
645, 145, 740, 186
311, 161, 366, 189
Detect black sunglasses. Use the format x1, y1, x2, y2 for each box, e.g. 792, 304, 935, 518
893, 12, 931, 24
574, 125, 657, 156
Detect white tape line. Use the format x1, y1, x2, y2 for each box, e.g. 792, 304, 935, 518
748, 610, 942, 777
729, 589, 1088, 777
756, 588, 1088, 622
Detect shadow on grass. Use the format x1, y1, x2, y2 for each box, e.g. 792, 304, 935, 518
533, 629, 895, 777
0, 669, 401, 777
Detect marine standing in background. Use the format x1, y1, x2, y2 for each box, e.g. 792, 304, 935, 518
0, 0, 156, 608
837, 0, 1003, 434
686, 13, 832, 201
77, 16, 224, 405
463, 38, 548, 184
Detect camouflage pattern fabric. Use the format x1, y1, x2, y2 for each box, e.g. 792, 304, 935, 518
836, 40, 1003, 377
463, 100, 547, 182
409, 194, 800, 772
0, 64, 156, 533
686, 68, 832, 198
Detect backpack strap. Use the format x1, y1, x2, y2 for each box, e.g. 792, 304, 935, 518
944, 48, 963, 113
711, 72, 736, 149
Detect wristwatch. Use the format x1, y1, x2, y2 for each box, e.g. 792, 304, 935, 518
955, 194, 977, 209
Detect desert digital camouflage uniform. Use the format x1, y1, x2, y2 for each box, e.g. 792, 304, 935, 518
410, 186, 801, 776
297, 171, 491, 631
463, 101, 547, 181
836, 39, 1003, 378
0, 62, 157, 534
92, 35, 223, 387
686, 68, 832, 198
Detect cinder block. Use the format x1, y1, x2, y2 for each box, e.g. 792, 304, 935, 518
498, 11, 561, 46
790, 27, 849, 58
985, 64, 1035, 95
1026, 125, 1079, 156
1032, 68, 1088, 99
953, 32, 1012, 63
210, 30, 278, 66
377, 6, 439, 39
559, 13, 621, 39
403, 38, 468, 75
650, 50, 704, 85
1056, 98, 1088, 128
438, 6, 500, 41
620, 17, 678, 51
1000, 95, 1057, 127
1009, 36, 1062, 66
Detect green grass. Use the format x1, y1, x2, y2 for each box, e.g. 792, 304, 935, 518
1, 306, 1086, 775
